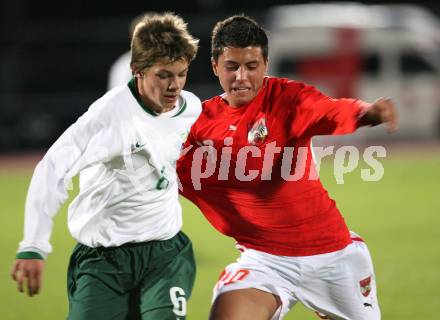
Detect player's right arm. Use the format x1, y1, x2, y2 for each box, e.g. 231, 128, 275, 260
10, 257, 44, 297
11, 101, 114, 295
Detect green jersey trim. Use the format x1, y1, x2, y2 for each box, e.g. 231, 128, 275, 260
172, 98, 187, 118
16, 251, 44, 260
127, 78, 187, 117
128, 78, 158, 117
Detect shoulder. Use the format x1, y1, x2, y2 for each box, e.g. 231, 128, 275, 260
180, 90, 202, 117
201, 95, 222, 111
263, 77, 323, 112
85, 86, 133, 124
181, 90, 202, 107
265, 76, 306, 97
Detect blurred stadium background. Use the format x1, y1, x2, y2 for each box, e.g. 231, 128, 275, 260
1, 0, 439, 319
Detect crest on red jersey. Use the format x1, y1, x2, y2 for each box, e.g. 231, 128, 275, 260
360, 276, 372, 297
247, 117, 268, 146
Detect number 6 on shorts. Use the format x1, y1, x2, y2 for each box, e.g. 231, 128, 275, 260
169, 286, 187, 317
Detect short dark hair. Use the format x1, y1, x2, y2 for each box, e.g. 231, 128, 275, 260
211, 15, 268, 62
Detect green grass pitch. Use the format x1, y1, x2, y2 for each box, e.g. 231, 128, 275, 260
1, 149, 439, 319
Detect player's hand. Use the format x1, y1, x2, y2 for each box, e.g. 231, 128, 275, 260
11, 259, 45, 297
362, 98, 398, 133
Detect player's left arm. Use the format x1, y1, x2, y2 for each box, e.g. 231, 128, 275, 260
291, 82, 398, 137
357, 98, 398, 133
291, 83, 368, 137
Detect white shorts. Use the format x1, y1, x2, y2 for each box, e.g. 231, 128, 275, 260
213, 232, 380, 320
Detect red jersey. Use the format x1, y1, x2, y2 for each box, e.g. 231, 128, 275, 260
177, 77, 370, 256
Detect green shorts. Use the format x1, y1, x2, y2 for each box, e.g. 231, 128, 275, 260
67, 231, 196, 320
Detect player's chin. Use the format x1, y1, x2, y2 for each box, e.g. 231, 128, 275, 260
230, 91, 253, 105
161, 97, 177, 107
234, 96, 254, 106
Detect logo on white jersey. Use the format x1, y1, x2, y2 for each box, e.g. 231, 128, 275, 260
133, 141, 146, 152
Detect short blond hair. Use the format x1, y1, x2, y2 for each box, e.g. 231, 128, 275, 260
131, 12, 199, 72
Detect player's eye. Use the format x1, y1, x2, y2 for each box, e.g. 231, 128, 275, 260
225, 64, 239, 71
156, 72, 170, 79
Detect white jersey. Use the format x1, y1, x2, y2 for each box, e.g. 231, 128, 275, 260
17, 83, 202, 258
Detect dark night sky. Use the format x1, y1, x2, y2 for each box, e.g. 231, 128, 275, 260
1, 0, 439, 149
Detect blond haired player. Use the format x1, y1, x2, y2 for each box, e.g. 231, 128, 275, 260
11, 12, 201, 319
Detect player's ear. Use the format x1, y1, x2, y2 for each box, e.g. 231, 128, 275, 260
211, 57, 219, 77
130, 63, 139, 77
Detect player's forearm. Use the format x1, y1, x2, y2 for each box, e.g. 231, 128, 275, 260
17, 137, 75, 258
17, 228, 53, 259
17, 159, 61, 258
357, 108, 382, 127
357, 98, 397, 132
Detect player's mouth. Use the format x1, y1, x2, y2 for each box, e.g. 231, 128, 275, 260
232, 87, 250, 93
164, 94, 178, 103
